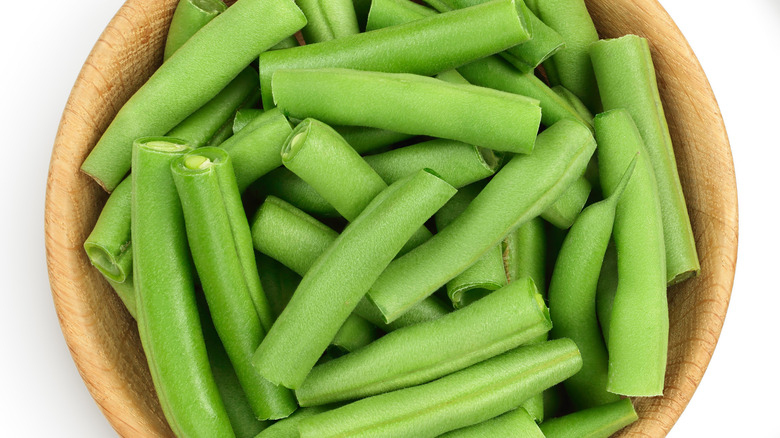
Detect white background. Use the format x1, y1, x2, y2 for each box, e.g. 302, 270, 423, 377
0, 0, 777, 436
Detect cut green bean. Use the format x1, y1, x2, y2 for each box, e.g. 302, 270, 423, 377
233, 108, 263, 134
253, 170, 456, 389
435, 183, 507, 308
104, 275, 137, 319
206, 116, 236, 146
552, 85, 594, 122
435, 69, 470, 84
591, 35, 700, 284
281, 118, 433, 250
273, 68, 541, 154
596, 242, 617, 345
595, 109, 668, 397
271, 35, 301, 50
164, 0, 226, 60
255, 253, 301, 321
539, 399, 638, 438
259, 0, 531, 107
167, 68, 258, 148
440, 408, 544, 438
296, 277, 550, 406
218, 108, 293, 192
131, 137, 233, 437
329, 314, 379, 355
298, 339, 582, 438
297, 0, 360, 43
172, 148, 294, 419
542, 176, 591, 229
251, 168, 340, 217
81, 0, 306, 192
548, 157, 636, 409
368, 120, 596, 322
84, 177, 133, 283
364, 139, 500, 188
334, 126, 414, 154
255, 406, 331, 438
532, 0, 600, 111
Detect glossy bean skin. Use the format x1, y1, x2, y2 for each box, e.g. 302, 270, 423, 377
297, 0, 359, 43
595, 109, 668, 397
539, 399, 638, 438
547, 156, 636, 409
81, 0, 306, 191
253, 170, 456, 389
259, 0, 531, 106
590, 35, 699, 284
164, 0, 226, 60
297, 339, 582, 438
131, 137, 233, 437
368, 120, 596, 323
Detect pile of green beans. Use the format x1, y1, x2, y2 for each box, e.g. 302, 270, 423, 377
80, 0, 702, 435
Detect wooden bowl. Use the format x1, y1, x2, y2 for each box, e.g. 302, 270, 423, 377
44, 0, 738, 436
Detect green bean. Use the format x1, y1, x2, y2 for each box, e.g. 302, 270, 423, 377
199, 300, 269, 438
273, 68, 541, 154
298, 339, 582, 438
218, 108, 293, 192
365, 0, 437, 31
543, 384, 571, 421
131, 137, 232, 437
329, 314, 380, 355
434, 183, 507, 308
365, 139, 500, 188
167, 67, 259, 148
164, 0, 226, 60
539, 399, 638, 438
259, 0, 531, 107
368, 120, 596, 323
440, 408, 544, 438
172, 148, 294, 419
253, 170, 456, 389
552, 85, 594, 123
255, 253, 301, 321
548, 156, 636, 409
84, 177, 133, 283
271, 35, 301, 50
250, 168, 340, 217
104, 275, 136, 319
542, 176, 591, 229
255, 406, 331, 438
206, 116, 236, 146
590, 35, 700, 284
297, 0, 359, 43
333, 126, 414, 154
296, 277, 550, 406
233, 108, 263, 134
530, 0, 600, 111
595, 109, 667, 397
81, 0, 306, 192
435, 69, 470, 84
595, 242, 617, 345
354, 290, 451, 332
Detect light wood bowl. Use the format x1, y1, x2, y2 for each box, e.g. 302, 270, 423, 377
44, 0, 738, 436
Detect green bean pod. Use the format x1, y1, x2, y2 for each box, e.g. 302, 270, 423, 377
84, 177, 133, 283
206, 117, 236, 146
104, 275, 136, 319
434, 183, 507, 308
595, 242, 617, 345
259, 0, 530, 107
297, 339, 582, 438
255, 253, 301, 321
297, 0, 360, 43
329, 315, 380, 355
164, 0, 226, 60
547, 157, 636, 409
255, 406, 331, 438
273, 68, 541, 154
296, 277, 550, 406
334, 126, 414, 154
440, 408, 544, 438
167, 67, 259, 148
552, 85, 594, 122
539, 399, 638, 438
365, 0, 438, 31
590, 35, 700, 284
82, 0, 306, 192
364, 139, 500, 188
368, 120, 596, 323
250, 195, 451, 332
218, 108, 293, 192
542, 176, 591, 229
172, 148, 294, 419
233, 108, 263, 134
595, 109, 668, 397
253, 170, 456, 389
532, 0, 600, 111
131, 137, 233, 437
250, 168, 340, 217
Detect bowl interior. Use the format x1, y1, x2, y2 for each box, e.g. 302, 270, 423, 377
45, 0, 737, 436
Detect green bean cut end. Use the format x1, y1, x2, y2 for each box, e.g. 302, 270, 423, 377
184, 154, 214, 170
478, 147, 503, 173
191, 0, 227, 15
281, 120, 311, 162
452, 287, 495, 309
174, 147, 229, 174
84, 243, 123, 280
137, 137, 191, 153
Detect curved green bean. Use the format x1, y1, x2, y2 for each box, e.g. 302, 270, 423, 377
297, 0, 359, 43
164, 0, 226, 60
131, 137, 233, 437
547, 156, 636, 409
172, 148, 294, 419
273, 68, 541, 154
296, 278, 550, 406
542, 176, 591, 229
539, 399, 638, 438
259, 0, 530, 107
440, 408, 544, 438
590, 35, 700, 284
81, 0, 306, 191
368, 120, 596, 323
253, 170, 456, 389
298, 339, 582, 438
595, 109, 668, 397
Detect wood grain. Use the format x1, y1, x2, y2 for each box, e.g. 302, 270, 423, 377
44, 0, 737, 436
